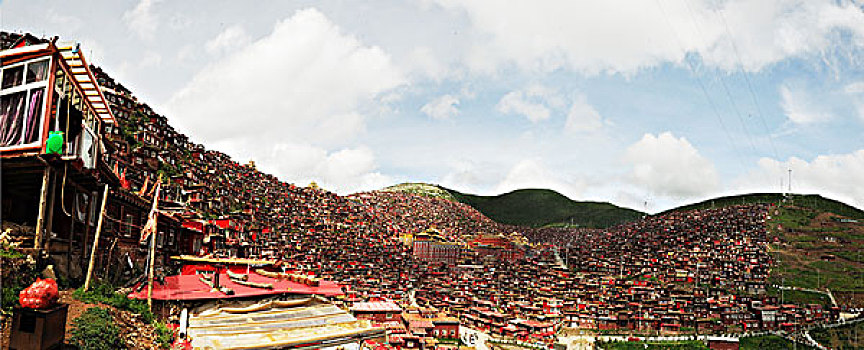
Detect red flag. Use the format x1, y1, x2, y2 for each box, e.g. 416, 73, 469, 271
140, 181, 161, 245
138, 176, 150, 197
120, 168, 130, 189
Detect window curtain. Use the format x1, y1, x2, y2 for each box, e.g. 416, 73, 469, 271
26, 60, 48, 84
22, 88, 44, 144
1, 66, 23, 89
0, 92, 26, 146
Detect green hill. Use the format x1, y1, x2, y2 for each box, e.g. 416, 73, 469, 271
659, 193, 864, 219
664, 193, 864, 307
381, 183, 458, 202
444, 188, 645, 228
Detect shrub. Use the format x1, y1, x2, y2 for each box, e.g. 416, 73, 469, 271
73, 283, 154, 323
154, 321, 174, 348
69, 307, 124, 350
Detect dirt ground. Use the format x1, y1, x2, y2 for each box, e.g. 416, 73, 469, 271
1, 289, 167, 349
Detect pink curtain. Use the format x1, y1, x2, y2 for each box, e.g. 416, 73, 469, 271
0, 92, 26, 146
26, 60, 48, 84
22, 88, 44, 144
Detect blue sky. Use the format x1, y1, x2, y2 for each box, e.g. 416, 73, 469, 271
4, 0, 863, 212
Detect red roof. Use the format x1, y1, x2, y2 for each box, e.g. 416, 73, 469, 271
128, 271, 342, 301
352, 301, 402, 313
408, 320, 435, 329
520, 320, 553, 328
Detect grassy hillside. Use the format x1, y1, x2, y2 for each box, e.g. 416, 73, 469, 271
663, 193, 864, 306
810, 321, 864, 349
445, 188, 645, 228
660, 193, 864, 219
662, 193, 864, 307
767, 204, 864, 307
381, 183, 459, 202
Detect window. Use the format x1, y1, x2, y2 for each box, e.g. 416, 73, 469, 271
124, 213, 135, 237
168, 229, 176, 247
2, 66, 23, 89
78, 125, 96, 168
26, 60, 48, 84
1, 58, 50, 148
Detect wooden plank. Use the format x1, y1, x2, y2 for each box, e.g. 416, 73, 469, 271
33, 167, 52, 250
83, 184, 109, 291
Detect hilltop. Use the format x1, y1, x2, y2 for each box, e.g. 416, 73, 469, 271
380, 183, 645, 228
446, 188, 645, 228
380, 183, 459, 202
660, 193, 864, 219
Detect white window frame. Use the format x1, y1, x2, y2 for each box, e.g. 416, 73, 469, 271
0, 56, 52, 151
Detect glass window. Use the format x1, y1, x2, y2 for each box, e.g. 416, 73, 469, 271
0, 91, 26, 146
124, 214, 134, 237
23, 88, 44, 144
79, 125, 96, 168
26, 60, 49, 84
2, 66, 24, 89
0, 87, 41, 147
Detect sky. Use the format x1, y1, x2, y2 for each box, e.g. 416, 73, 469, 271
3, 0, 863, 213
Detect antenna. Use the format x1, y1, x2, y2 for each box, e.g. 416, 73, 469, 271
787, 168, 792, 194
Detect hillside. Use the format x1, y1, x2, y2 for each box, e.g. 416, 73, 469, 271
767, 203, 864, 307
381, 183, 459, 202
444, 188, 645, 228
663, 193, 864, 307
659, 193, 864, 219
349, 190, 502, 239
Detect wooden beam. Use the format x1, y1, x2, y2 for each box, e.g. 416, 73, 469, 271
81, 189, 94, 270
34, 167, 52, 250
67, 186, 76, 279
43, 169, 58, 252
83, 184, 109, 291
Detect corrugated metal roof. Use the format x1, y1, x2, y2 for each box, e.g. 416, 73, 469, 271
188, 298, 385, 350
351, 301, 402, 313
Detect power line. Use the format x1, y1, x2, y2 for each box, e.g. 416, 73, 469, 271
654, 0, 748, 170
682, 1, 760, 157
713, 6, 781, 162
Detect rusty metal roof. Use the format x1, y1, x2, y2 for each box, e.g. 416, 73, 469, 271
187, 297, 385, 350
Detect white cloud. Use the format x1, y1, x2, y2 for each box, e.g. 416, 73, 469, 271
139, 51, 162, 67
624, 132, 718, 198
205, 25, 251, 55
434, 0, 864, 74
421, 94, 460, 120
497, 91, 549, 122
855, 103, 864, 123
406, 46, 449, 81
845, 82, 864, 122
564, 95, 604, 133
496, 85, 562, 123
123, 0, 160, 40
738, 150, 864, 210
780, 84, 834, 124
167, 8, 404, 192
46, 8, 83, 31
169, 8, 403, 144
845, 82, 864, 94
259, 143, 393, 194
494, 159, 585, 199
